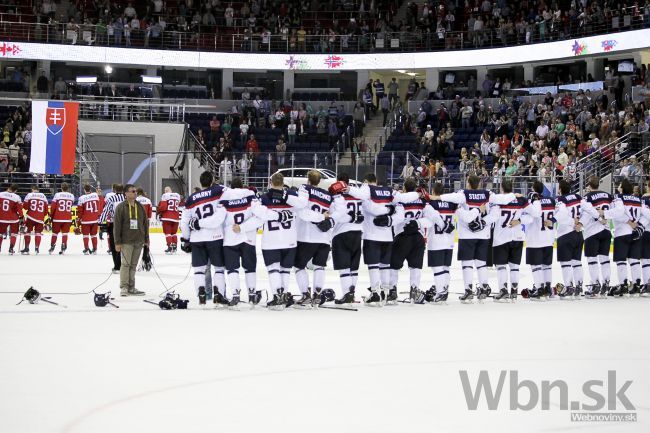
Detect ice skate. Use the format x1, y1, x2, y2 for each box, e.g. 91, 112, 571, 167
459, 285, 474, 303
573, 283, 583, 299
628, 279, 642, 296
296, 289, 312, 306
20, 248, 29, 255
198, 286, 207, 305
312, 288, 325, 306
478, 284, 491, 302
600, 280, 610, 297
364, 288, 382, 306
493, 286, 509, 302
58, 244, 67, 255
585, 283, 601, 299
228, 293, 241, 310
8, 247, 15, 255
48, 245, 55, 255
34, 247, 39, 255
432, 287, 448, 304
640, 283, 650, 297
424, 286, 436, 303
82, 249, 90, 255
335, 286, 355, 304
385, 286, 398, 305
171, 243, 177, 254
510, 286, 518, 302
248, 288, 262, 306
528, 286, 544, 301
164, 245, 173, 254
213, 288, 229, 307
267, 293, 284, 310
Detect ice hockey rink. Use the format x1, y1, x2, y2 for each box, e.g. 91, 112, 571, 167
1, 234, 648, 433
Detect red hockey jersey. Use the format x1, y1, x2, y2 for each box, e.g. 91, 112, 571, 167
136, 196, 153, 219
77, 192, 104, 224
157, 192, 181, 222
50, 192, 75, 223
0, 191, 23, 223
23, 192, 48, 223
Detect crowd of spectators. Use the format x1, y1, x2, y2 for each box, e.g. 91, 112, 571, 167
0, 106, 32, 178
18, 0, 650, 52
400, 65, 650, 187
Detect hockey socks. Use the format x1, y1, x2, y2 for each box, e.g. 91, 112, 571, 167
475, 260, 488, 285
599, 255, 611, 283
560, 262, 573, 287
409, 268, 421, 289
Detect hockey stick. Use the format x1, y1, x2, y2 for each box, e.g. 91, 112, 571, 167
318, 304, 358, 312
40, 297, 68, 308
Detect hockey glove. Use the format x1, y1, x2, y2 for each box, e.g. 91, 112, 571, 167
416, 186, 430, 202
402, 220, 420, 234
373, 214, 393, 227
180, 238, 192, 253
328, 181, 348, 196
189, 217, 201, 231
269, 188, 288, 203
315, 218, 335, 232
527, 191, 540, 203
468, 218, 487, 232
348, 210, 364, 224
632, 224, 644, 241
276, 209, 294, 223
140, 245, 153, 271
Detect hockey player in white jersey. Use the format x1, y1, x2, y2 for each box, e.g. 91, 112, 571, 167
485, 180, 528, 302
641, 181, 650, 295
221, 177, 264, 308
439, 175, 516, 302
580, 176, 614, 297
327, 173, 364, 305
293, 170, 335, 306
346, 173, 419, 305
421, 182, 454, 303
602, 179, 644, 296
555, 180, 585, 298
253, 172, 305, 308
388, 178, 429, 304
520, 181, 555, 300
180, 171, 227, 305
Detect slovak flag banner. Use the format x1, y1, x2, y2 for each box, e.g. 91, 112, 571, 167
29, 101, 79, 174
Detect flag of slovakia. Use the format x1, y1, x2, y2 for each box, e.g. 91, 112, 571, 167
30, 101, 79, 174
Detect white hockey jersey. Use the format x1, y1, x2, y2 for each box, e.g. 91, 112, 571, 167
255, 189, 304, 250
180, 185, 227, 243
604, 194, 642, 238
520, 197, 555, 248
392, 197, 428, 236
555, 194, 582, 238
423, 200, 452, 251
347, 184, 419, 242
439, 189, 516, 240
221, 189, 263, 247
487, 196, 528, 247
296, 184, 332, 245
329, 192, 363, 238
580, 191, 613, 240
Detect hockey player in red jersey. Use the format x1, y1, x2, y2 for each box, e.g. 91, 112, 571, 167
0, 184, 23, 254
49, 182, 75, 255
22, 186, 48, 254
157, 186, 181, 253
136, 188, 153, 219
77, 184, 104, 254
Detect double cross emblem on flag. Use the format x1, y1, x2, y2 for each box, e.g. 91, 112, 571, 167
46, 107, 67, 135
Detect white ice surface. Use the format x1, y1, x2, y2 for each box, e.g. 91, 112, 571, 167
1, 234, 648, 433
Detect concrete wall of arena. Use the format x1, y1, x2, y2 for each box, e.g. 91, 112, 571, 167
78, 121, 188, 201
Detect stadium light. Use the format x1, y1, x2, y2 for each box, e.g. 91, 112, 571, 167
104, 65, 113, 74
141, 75, 163, 84
75, 76, 97, 84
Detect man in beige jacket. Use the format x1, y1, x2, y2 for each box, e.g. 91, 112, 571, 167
114, 184, 150, 296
